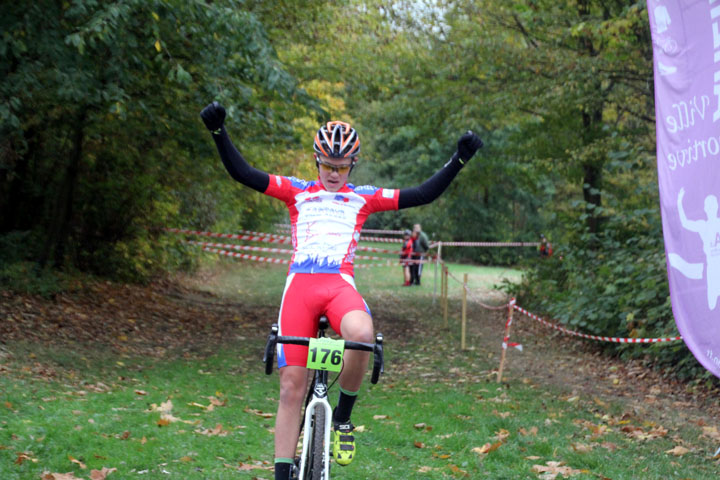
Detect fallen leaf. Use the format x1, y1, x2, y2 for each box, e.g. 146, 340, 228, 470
448, 464, 468, 476
414, 441, 425, 448
494, 428, 510, 441
15, 452, 38, 465
570, 443, 593, 453
701, 426, 720, 441
244, 407, 274, 419
68, 455, 86, 469
531, 461, 583, 479
472, 442, 502, 454
134, 390, 147, 396
373, 414, 389, 420
89, 467, 117, 480
42, 473, 83, 480
148, 400, 173, 414
665, 445, 689, 456
236, 462, 273, 471
622, 425, 667, 441
195, 424, 229, 437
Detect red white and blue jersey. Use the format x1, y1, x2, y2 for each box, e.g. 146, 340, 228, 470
264, 175, 399, 276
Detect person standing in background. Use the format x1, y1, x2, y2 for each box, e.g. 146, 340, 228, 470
411, 223, 430, 285
539, 234, 553, 258
400, 230, 414, 286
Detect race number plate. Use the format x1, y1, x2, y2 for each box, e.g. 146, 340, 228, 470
306, 337, 345, 372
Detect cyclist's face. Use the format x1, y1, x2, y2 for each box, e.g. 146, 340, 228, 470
316, 155, 354, 192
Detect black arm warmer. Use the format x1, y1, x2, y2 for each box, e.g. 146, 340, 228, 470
211, 128, 269, 192
397, 153, 464, 209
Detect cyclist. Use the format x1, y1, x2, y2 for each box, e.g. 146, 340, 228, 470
200, 102, 483, 480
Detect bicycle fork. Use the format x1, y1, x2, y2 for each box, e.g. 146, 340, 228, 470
298, 382, 333, 479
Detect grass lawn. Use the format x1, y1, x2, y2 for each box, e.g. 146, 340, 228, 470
1, 259, 718, 479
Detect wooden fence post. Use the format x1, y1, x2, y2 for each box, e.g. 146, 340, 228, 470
497, 299, 516, 382
461, 273, 468, 350
442, 264, 448, 327
433, 242, 442, 305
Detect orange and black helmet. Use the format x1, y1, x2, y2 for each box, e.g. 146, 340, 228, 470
313, 121, 360, 159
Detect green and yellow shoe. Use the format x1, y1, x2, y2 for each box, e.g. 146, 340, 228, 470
332, 421, 355, 466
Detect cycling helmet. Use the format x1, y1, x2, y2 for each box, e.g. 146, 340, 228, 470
313, 121, 360, 159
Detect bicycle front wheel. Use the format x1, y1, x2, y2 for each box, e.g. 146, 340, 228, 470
308, 408, 327, 480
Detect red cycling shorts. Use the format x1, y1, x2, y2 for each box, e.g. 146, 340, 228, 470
276, 273, 370, 368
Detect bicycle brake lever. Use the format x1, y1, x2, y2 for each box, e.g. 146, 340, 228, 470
263, 324, 279, 375
371, 333, 384, 384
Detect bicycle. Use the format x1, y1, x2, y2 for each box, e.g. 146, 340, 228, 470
263, 316, 385, 480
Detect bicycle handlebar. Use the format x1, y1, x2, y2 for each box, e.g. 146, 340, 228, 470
262, 324, 385, 384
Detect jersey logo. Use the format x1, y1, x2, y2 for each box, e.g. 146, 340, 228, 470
382, 188, 395, 199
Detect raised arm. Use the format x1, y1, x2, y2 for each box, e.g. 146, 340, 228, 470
677, 188, 702, 232
200, 102, 269, 193
398, 131, 483, 209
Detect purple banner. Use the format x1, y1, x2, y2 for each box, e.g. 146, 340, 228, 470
648, 0, 720, 379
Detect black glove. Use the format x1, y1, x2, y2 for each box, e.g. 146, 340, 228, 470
200, 101, 226, 132
456, 130, 483, 163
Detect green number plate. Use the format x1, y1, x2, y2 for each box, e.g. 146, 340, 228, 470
306, 337, 345, 372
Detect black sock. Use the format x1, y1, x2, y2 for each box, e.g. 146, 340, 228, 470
275, 458, 294, 480
333, 387, 358, 423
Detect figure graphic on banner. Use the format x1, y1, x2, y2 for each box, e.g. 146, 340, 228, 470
653, 2, 671, 34
668, 188, 720, 310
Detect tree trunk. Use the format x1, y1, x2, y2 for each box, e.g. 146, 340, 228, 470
38, 108, 87, 269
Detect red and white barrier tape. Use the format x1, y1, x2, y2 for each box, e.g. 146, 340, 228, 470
275, 223, 404, 235
167, 227, 404, 244
433, 241, 540, 247
166, 227, 292, 244
512, 304, 682, 344
444, 267, 509, 311
189, 240, 292, 255
203, 247, 290, 264
359, 235, 404, 243
502, 298, 522, 351
190, 240, 406, 262
441, 263, 682, 345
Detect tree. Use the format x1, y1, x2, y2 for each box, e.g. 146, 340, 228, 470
1, 0, 318, 280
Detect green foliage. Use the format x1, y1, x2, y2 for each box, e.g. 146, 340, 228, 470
508, 202, 713, 382
0, 262, 67, 298
0, 0, 321, 282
